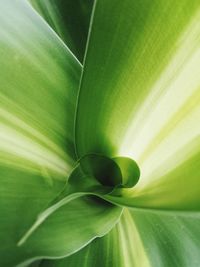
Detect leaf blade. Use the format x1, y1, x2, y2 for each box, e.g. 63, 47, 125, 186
74, 0, 200, 210
41, 208, 200, 267
29, 0, 94, 62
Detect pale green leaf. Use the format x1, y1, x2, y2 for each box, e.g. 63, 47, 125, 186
16, 154, 139, 246
40, 208, 200, 267
75, 0, 200, 209
75, 0, 200, 158
104, 147, 200, 210
1, 0, 200, 266
0, 1, 121, 266
16, 197, 121, 267
0, 0, 81, 171
29, 0, 94, 62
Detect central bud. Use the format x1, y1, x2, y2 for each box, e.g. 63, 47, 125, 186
79, 154, 140, 189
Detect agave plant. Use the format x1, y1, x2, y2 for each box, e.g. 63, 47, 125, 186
0, 0, 200, 266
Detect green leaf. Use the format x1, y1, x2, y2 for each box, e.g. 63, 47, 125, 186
0, 1, 119, 266
40, 208, 200, 267
16, 154, 138, 247
0, 0, 80, 246
75, 0, 200, 208
0, 166, 63, 267
0, 0, 81, 169
0, 163, 121, 267
16, 156, 121, 247
16, 197, 122, 267
1, 0, 200, 266
75, 0, 200, 157
104, 146, 200, 210
29, 0, 94, 62
0, 4, 122, 266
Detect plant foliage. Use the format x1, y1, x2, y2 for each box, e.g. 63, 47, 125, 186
0, 0, 200, 266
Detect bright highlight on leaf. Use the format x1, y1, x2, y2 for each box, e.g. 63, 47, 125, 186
0, 0, 200, 267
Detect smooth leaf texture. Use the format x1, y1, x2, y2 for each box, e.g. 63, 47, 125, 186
0, 0, 78, 264
1, 0, 200, 267
62, 1, 200, 266
75, 0, 200, 209
0, 0, 81, 170
29, 0, 94, 62
17, 154, 139, 246
17, 156, 123, 247
105, 147, 200, 210
0, 164, 63, 267
17, 197, 122, 267
0, 1, 121, 266
41, 208, 200, 267
1, 166, 121, 266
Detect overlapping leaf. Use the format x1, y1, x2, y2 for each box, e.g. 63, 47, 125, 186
29, 0, 94, 62
0, 1, 120, 266
74, 0, 200, 209
1, 0, 200, 266
42, 208, 200, 267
